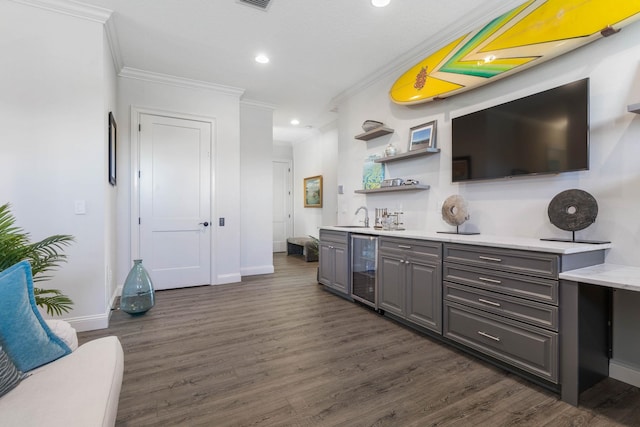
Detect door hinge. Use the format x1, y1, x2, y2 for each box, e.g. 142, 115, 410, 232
138, 217, 141, 225
138, 124, 141, 132
138, 170, 141, 178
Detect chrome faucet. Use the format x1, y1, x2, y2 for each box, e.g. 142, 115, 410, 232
355, 206, 369, 228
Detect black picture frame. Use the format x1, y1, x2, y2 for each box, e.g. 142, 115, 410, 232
108, 112, 117, 186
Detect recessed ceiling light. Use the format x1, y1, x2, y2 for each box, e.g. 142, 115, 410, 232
371, 0, 390, 7
255, 54, 269, 64
290, 119, 300, 125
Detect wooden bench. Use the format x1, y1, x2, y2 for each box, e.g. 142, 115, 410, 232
286, 237, 318, 262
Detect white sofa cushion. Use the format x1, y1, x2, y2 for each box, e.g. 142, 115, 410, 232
0, 336, 124, 427
45, 319, 78, 351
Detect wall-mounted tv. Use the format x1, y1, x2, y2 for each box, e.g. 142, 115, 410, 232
451, 78, 589, 183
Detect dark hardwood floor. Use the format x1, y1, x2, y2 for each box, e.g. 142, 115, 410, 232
79, 254, 640, 426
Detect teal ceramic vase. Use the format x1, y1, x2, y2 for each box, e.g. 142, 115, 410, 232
120, 259, 155, 315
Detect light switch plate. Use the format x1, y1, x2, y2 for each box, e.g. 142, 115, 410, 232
74, 200, 86, 215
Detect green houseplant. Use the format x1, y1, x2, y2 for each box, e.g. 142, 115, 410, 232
0, 203, 75, 315
308, 235, 320, 258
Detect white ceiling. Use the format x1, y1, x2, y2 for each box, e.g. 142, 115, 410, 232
79, 0, 524, 142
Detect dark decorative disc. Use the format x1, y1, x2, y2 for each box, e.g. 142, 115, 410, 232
547, 189, 598, 232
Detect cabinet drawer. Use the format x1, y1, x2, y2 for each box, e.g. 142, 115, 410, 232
443, 263, 558, 305
319, 230, 348, 245
379, 237, 441, 260
444, 244, 558, 279
444, 301, 558, 383
444, 282, 558, 331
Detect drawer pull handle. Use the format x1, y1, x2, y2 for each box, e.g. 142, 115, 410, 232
479, 256, 502, 262
478, 298, 501, 307
478, 331, 501, 342
398, 245, 412, 249
478, 276, 502, 284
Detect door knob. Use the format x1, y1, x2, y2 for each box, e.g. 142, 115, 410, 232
199, 221, 209, 227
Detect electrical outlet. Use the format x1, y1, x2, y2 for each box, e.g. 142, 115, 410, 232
219, 218, 225, 226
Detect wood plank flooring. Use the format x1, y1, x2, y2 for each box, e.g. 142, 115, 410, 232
79, 254, 640, 426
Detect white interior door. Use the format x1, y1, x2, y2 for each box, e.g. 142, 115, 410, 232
139, 113, 211, 290
272, 160, 292, 252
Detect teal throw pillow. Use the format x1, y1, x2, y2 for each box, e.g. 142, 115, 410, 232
0, 261, 71, 372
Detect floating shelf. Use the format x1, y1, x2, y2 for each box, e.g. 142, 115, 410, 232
628, 103, 640, 114
375, 147, 440, 163
354, 126, 394, 141
355, 184, 430, 194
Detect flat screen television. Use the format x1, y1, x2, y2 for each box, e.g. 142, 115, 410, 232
451, 78, 589, 182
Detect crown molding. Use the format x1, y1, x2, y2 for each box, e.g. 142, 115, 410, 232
104, 14, 123, 72
11, 0, 123, 72
10, 0, 112, 23
329, 0, 524, 109
119, 67, 245, 97
240, 99, 277, 111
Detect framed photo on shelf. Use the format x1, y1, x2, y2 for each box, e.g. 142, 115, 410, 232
304, 175, 323, 208
409, 120, 437, 151
108, 112, 117, 186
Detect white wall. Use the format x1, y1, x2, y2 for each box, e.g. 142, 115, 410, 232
329, 22, 640, 382
273, 141, 293, 160
116, 74, 243, 286
291, 122, 340, 238
103, 25, 119, 313
240, 101, 274, 275
0, 1, 116, 330
319, 122, 339, 228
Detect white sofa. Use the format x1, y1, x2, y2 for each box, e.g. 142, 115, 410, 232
0, 336, 124, 427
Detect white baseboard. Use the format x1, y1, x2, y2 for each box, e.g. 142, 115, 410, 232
215, 273, 242, 285
111, 286, 122, 309
240, 265, 274, 276
64, 312, 111, 332
610, 359, 640, 388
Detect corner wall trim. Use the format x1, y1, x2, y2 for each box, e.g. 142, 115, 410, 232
64, 312, 110, 333
10, 0, 112, 23
240, 265, 275, 276
216, 273, 242, 285
610, 359, 640, 389
105, 14, 123, 72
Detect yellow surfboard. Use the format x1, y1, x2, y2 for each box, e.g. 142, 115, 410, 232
390, 0, 640, 105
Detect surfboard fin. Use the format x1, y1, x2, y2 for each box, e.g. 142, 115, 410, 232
600, 25, 620, 37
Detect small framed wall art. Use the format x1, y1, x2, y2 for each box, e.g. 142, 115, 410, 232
108, 112, 117, 186
304, 175, 323, 208
409, 120, 437, 151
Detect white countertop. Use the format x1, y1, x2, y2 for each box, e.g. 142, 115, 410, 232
559, 264, 640, 292
321, 226, 612, 255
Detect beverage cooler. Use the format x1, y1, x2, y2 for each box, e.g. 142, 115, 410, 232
350, 234, 378, 309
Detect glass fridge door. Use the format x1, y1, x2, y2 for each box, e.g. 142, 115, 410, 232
351, 235, 377, 308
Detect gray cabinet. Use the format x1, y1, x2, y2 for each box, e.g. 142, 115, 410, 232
318, 227, 609, 405
379, 237, 442, 333
443, 243, 560, 383
318, 230, 349, 295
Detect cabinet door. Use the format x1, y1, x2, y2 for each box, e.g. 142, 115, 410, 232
318, 243, 333, 286
332, 244, 349, 294
406, 260, 442, 333
378, 252, 405, 316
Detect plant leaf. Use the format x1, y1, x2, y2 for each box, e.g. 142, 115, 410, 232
0, 203, 75, 316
